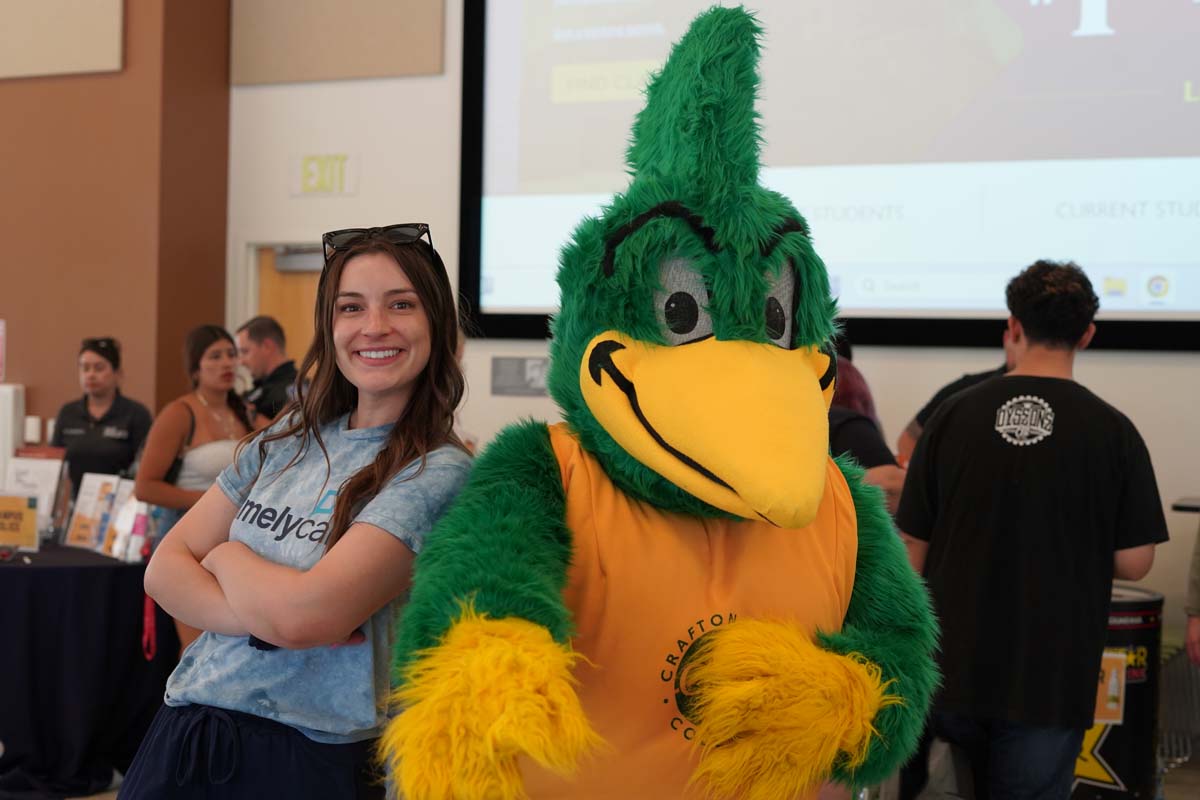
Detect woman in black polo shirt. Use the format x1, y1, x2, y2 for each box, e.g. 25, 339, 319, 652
51, 338, 153, 497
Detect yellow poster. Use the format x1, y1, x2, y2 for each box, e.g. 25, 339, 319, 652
0, 495, 38, 551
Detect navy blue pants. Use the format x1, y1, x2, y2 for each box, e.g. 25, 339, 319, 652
933, 712, 1086, 800
118, 704, 385, 799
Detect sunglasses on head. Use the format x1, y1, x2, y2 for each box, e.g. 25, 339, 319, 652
321, 224, 433, 266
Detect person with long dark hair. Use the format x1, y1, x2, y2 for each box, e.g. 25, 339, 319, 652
120, 225, 472, 798
135, 324, 253, 650
136, 326, 253, 509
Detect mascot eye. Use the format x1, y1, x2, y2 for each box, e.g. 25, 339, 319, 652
765, 264, 796, 349
655, 257, 713, 345
765, 298, 786, 340
665, 292, 699, 334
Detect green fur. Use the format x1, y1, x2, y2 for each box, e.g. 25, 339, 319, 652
820, 456, 940, 787
548, 6, 837, 515
394, 7, 936, 787
393, 421, 573, 670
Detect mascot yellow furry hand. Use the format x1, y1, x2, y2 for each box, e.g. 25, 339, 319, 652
382, 7, 938, 799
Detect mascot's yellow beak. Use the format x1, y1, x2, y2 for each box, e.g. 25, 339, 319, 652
580, 332, 836, 528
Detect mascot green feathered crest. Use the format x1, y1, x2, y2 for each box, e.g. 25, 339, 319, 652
550, 7, 839, 526
383, 7, 938, 800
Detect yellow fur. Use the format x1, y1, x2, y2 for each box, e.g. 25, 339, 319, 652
686, 619, 899, 800
379, 605, 603, 800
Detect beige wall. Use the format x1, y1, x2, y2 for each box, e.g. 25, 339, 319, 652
230, 0, 443, 86
0, 0, 230, 421
224, 0, 465, 329
0, 0, 122, 80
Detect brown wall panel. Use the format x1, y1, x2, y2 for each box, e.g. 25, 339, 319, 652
0, 0, 231, 424
0, 0, 164, 421
156, 0, 232, 405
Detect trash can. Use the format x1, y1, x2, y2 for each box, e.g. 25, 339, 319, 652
1071, 584, 1163, 799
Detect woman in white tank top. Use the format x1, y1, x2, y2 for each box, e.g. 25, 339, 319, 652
173, 439, 240, 492
136, 325, 252, 650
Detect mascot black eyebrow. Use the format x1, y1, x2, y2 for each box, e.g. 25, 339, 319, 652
382, 7, 938, 799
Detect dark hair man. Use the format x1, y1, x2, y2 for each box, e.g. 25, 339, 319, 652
896, 260, 1167, 799
236, 316, 297, 429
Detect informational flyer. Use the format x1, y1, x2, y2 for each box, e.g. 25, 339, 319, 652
0, 495, 38, 551
4, 456, 63, 535
98, 478, 136, 555
64, 473, 119, 550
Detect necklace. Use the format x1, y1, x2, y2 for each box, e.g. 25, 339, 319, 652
196, 391, 241, 439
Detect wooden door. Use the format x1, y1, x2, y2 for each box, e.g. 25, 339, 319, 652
256, 247, 319, 361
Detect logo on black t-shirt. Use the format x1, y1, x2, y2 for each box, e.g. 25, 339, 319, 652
994, 395, 1055, 446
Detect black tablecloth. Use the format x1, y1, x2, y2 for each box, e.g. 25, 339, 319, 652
0, 544, 179, 799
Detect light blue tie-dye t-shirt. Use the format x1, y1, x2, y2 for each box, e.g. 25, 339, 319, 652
163, 413, 471, 743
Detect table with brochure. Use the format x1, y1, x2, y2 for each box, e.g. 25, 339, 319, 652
0, 463, 178, 798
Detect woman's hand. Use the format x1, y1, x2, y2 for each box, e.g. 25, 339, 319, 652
202, 523, 414, 649
143, 486, 249, 636
201, 540, 252, 576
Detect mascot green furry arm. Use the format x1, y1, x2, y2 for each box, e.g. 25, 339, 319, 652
382, 7, 938, 800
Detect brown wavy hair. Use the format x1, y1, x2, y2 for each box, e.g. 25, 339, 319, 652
240, 234, 467, 551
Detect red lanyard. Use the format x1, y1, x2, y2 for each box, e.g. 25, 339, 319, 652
142, 593, 157, 661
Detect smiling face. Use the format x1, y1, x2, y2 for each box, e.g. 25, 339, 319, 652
333, 251, 431, 418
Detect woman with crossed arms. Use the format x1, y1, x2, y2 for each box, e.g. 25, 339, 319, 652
120, 225, 472, 798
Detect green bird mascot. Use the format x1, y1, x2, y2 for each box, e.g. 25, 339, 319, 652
382, 7, 938, 800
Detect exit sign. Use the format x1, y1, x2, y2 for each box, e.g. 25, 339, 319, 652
289, 153, 359, 197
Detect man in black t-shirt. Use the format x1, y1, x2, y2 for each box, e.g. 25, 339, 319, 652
236, 316, 298, 429
896, 261, 1168, 800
